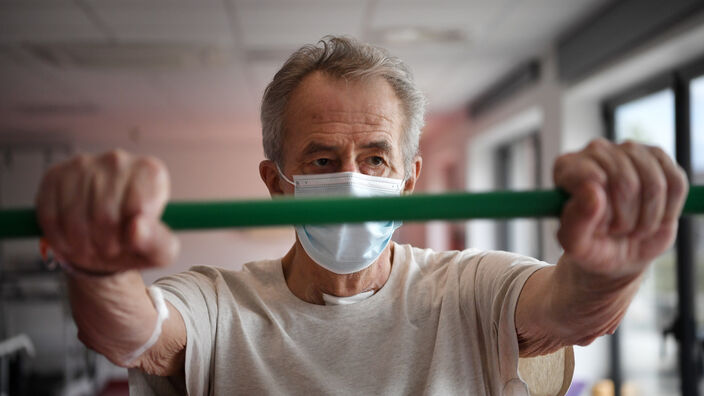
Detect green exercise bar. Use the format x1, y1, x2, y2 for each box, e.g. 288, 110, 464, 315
1, 186, 703, 240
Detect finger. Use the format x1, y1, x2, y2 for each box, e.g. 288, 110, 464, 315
122, 157, 170, 220
554, 151, 611, 234
635, 220, 679, 263
649, 146, 689, 224
620, 142, 667, 238
89, 152, 131, 260
557, 180, 607, 262
586, 139, 641, 235
36, 166, 71, 254
125, 216, 180, 268
553, 152, 607, 193
57, 157, 94, 262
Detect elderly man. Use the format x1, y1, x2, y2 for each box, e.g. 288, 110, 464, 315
36, 36, 688, 395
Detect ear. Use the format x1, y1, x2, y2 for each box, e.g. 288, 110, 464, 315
402, 156, 422, 194
259, 160, 287, 197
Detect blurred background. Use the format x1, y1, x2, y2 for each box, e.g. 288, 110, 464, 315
0, 0, 703, 395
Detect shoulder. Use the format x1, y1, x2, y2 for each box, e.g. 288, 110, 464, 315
396, 243, 548, 288
404, 243, 545, 266
174, 259, 279, 281
154, 259, 281, 299
398, 243, 493, 273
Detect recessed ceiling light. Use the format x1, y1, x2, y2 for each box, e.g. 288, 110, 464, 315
373, 27, 470, 45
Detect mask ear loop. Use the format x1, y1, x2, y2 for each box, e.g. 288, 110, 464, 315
400, 176, 411, 195
275, 163, 295, 186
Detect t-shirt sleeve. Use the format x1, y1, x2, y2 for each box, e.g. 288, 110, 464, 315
128, 266, 221, 396
460, 250, 548, 394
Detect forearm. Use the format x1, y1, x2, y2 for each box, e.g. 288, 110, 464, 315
516, 256, 643, 357
67, 270, 185, 375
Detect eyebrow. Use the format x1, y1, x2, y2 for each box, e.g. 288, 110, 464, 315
301, 140, 393, 156
361, 140, 393, 153
302, 142, 336, 156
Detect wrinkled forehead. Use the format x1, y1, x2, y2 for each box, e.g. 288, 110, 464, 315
283, 72, 404, 135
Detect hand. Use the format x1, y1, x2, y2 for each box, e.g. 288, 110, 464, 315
36, 150, 179, 274
554, 138, 688, 279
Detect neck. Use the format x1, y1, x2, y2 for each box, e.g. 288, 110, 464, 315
282, 241, 394, 305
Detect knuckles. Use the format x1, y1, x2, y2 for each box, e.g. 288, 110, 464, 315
585, 137, 611, 153
35, 150, 173, 271
553, 153, 571, 169
69, 153, 92, 169
552, 152, 578, 181
649, 145, 667, 159
619, 139, 639, 151
567, 138, 689, 226
36, 149, 168, 234
670, 167, 689, 198
134, 156, 168, 182
642, 178, 666, 202
613, 175, 640, 202
100, 149, 129, 171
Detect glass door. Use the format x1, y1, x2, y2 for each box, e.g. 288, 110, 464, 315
612, 88, 680, 396
690, 74, 704, 393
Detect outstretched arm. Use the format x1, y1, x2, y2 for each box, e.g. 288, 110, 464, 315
516, 138, 688, 356
36, 150, 187, 374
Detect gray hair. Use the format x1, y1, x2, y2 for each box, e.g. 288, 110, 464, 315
261, 35, 426, 174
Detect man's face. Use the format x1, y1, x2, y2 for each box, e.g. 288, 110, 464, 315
279, 71, 407, 188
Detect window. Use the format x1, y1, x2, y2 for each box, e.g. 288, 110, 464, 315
494, 133, 542, 259
604, 57, 704, 396
612, 88, 679, 396
691, 75, 704, 335
614, 89, 676, 156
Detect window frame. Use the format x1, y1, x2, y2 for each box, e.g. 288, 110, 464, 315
602, 54, 704, 396
493, 132, 542, 258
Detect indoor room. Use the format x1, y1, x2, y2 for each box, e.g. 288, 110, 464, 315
1, 1, 703, 395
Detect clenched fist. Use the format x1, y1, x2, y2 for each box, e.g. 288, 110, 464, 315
554, 138, 689, 279
36, 150, 179, 275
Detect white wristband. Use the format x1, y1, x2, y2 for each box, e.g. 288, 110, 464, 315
122, 285, 170, 365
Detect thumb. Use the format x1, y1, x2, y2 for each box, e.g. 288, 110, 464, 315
126, 215, 180, 268
557, 180, 606, 261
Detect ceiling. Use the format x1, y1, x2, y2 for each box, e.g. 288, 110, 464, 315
0, 0, 610, 147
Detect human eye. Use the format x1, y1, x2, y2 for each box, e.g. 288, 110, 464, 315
367, 156, 385, 166
313, 158, 330, 167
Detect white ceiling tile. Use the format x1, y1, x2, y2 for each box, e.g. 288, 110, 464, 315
0, 0, 612, 146
371, 0, 504, 33
381, 42, 475, 66
91, 0, 234, 45
233, 0, 366, 49
0, 0, 105, 44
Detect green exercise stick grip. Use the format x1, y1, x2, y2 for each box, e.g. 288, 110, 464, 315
1, 186, 703, 239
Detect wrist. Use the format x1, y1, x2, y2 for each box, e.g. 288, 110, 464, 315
547, 255, 645, 343
66, 269, 157, 364
58, 260, 122, 278
41, 239, 122, 279
557, 255, 645, 296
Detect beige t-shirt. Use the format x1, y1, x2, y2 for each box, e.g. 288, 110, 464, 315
128, 243, 559, 395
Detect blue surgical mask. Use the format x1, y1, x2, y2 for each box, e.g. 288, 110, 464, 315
278, 167, 405, 274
